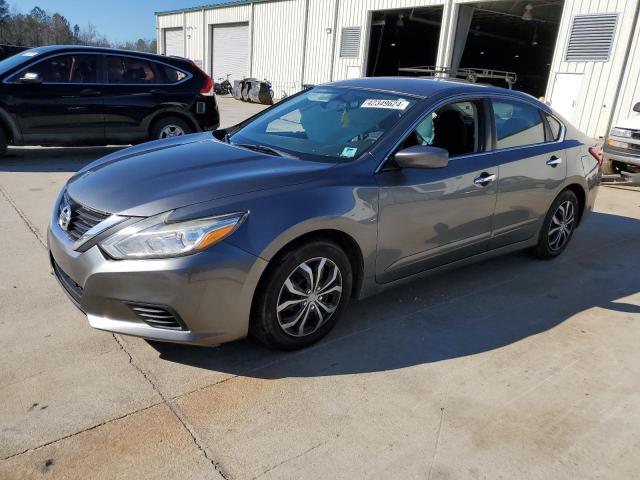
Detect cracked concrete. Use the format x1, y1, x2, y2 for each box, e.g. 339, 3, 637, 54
1, 97, 640, 479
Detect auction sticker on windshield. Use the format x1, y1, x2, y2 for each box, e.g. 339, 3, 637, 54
361, 98, 410, 110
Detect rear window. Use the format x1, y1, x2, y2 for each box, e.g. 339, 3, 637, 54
160, 64, 189, 84
107, 55, 157, 84
545, 114, 562, 141
493, 99, 545, 149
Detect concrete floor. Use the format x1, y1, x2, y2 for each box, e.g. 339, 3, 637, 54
1, 97, 639, 479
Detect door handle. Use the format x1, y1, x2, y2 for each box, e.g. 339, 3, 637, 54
473, 172, 497, 187
80, 89, 101, 96
546, 156, 563, 167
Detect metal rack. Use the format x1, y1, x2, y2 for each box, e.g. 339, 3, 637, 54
397, 66, 518, 89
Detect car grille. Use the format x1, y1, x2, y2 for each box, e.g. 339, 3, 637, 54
59, 194, 110, 242
51, 255, 83, 305
127, 304, 185, 330
630, 130, 640, 141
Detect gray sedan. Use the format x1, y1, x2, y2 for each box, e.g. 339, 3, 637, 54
48, 78, 602, 350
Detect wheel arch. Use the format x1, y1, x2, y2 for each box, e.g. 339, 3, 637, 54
562, 183, 587, 225
146, 109, 200, 138
0, 106, 20, 144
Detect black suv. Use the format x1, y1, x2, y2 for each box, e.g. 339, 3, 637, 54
0, 45, 220, 155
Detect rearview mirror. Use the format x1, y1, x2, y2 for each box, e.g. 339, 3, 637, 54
19, 72, 42, 85
393, 145, 449, 169
633, 102, 640, 113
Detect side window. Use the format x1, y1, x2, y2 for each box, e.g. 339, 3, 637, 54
403, 101, 481, 157
545, 114, 562, 141
107, 56, 157, 84
16, 54, 97, 83
493, 100, 545, 149
159, 64, 188, 84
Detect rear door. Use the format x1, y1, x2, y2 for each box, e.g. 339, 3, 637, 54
375, 98, 499, 283
10, 53, 104, 144
489, 98, 567, 249
102, 55, 193, 143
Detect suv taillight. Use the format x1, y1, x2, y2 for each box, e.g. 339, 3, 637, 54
200, 74, 213, 94
588, 146, 604, 166
186, 60, 214, 94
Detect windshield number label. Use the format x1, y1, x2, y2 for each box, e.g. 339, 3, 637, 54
361, 99, 410, 110
340, 147, 358, 158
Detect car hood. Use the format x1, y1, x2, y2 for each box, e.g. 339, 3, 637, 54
613, 114, 640, 131
66, 134, 334, 217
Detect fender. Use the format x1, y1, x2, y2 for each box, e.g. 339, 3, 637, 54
0, 106, 22, 143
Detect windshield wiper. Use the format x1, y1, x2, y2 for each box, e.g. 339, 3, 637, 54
232, 143, 296, 158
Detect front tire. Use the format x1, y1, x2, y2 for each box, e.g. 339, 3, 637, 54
532, 190, 579, 260
0, 128, 8, 157
250, 241, 353, 350
150, 116, 191, 140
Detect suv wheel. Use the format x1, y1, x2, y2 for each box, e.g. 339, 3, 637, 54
151, 117, 191, 140
532, 189, 579, 260
250, 241, 353, 350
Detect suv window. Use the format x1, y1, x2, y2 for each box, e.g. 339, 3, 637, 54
16, 54, 97, 83
107, 56, 157, 84
493, 100, 545, 149
159, 64, 188, 84
403, 101, 481, 157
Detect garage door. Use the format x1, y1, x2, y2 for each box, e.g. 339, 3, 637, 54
164, 28, 184, 57
211, 23, 249, 84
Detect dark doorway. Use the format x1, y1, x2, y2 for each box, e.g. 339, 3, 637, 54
367, 7, 443, 77
453, 1, 563, 97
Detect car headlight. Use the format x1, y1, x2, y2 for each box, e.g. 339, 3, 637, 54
610, 128, 633, 139
100, 211, 246, 259
606, 138, 630, 149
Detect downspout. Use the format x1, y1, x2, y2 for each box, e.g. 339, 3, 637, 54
183, 11, 187, 58
300, 0, 310, 89
202, 8, 206, 74
605, 0, 640, 136
249, 2, 255, 77
328, 0, 340, 81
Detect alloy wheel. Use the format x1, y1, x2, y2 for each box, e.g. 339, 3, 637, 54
159, 124, 185, 138
276, 257, 343, 337
548, 200, 575, 251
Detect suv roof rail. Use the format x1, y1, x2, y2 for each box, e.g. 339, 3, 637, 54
398, 66, 517, 89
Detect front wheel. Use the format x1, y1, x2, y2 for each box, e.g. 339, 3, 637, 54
150, 116, 191, 140
250, 241, 353, 350
531, 190, 579, 259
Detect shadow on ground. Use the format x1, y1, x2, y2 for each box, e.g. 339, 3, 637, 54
148, 210, 640, 380
0, 146, 124, 172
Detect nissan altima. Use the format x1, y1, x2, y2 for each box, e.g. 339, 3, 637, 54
48, 78, 602, 350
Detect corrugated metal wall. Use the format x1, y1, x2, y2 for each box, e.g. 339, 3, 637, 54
545, 0, 639, 138
156, 0, 640, 137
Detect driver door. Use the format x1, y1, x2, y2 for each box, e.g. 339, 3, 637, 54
375, 99, 499, 283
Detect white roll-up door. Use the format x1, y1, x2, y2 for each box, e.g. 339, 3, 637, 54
164, 28, 184, 57
211, 23, 249, 83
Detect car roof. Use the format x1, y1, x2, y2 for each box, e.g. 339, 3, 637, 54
328, 77, 547, 110
23, 45, 185, 64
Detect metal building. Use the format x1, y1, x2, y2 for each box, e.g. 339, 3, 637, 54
156, 0, 640, 138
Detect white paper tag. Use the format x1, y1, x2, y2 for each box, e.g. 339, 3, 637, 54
340, 147, 358, 158
361, 98, 410, 110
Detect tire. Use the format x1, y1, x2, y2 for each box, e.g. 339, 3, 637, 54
150, 116, 191, 140
0, 128, 8, 157
250, 240, 353, 350
531, 190, 579, 260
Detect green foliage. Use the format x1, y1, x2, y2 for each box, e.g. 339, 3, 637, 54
0, 3, 155, 52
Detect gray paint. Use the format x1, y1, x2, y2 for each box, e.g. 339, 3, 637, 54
48, 79, 600, 345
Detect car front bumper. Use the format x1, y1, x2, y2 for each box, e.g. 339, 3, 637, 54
603, 143, 640, 167
47, 219, 268, 345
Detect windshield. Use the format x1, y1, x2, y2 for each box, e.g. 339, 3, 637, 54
0, 48, 43, 75
229, 87, 418, 162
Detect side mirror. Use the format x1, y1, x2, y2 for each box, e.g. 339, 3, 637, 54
393, 145, 449, 169
19, 72, 42, 85
633, 102, 640, 113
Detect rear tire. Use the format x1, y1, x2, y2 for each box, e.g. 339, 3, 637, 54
150, 116, 191, 141
250, 240, 353, 350
531, 190, 579, 260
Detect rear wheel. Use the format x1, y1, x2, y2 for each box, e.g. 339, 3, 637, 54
150, 116, 191, 140
250, 241, 353, 350
532, 190, 579, 260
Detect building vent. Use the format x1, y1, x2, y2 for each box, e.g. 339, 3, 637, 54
565, 13, 618, 61
339, 27, 361, 58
